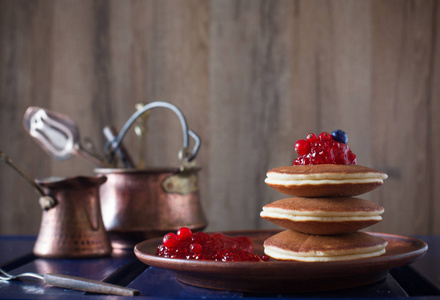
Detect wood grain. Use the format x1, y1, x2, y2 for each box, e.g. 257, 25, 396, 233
370, 0, 437, 235
431, 1, 440, 235
0, 0, 439, 236
0, 0, 53, 234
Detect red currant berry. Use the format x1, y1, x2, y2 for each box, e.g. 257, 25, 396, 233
294, 139, 310, 155
261, 255, 270, 261
190, 243, 202, 254
177, 227, 193, 240
318, 132, 331, 140
306, 133, 317, 142
163, 233, 179, 248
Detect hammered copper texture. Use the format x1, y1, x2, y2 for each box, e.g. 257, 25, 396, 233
33, 176, 111, 258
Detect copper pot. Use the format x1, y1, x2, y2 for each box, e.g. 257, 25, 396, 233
33, 176, 111, 258
0, 152, 111, 258
96, 167, 206, 249
97, 102, 207, 249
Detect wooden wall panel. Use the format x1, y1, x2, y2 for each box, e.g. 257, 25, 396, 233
0, 0, 439, 236
289, 0, 373, 166
431, 1, 440, 234
209, 0, 295, 230
370, 0, 437, 235
50, 1, 99, 176
0, 0, 53, 234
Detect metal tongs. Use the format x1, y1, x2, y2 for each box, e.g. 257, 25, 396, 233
0, 267, 139, 296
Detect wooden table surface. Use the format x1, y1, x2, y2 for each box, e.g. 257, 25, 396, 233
0, 235, 439, 299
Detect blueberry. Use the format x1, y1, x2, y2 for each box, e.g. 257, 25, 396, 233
331, 129, 348, 144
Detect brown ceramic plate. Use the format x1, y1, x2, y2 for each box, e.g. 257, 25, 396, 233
134, 230, 428, 293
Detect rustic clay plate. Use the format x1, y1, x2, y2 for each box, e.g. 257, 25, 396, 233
134, 230, 428, 293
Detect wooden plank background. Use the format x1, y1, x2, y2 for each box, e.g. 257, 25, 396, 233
0, 0, 439, 236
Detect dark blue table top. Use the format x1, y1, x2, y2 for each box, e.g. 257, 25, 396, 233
0, 235, 439, 299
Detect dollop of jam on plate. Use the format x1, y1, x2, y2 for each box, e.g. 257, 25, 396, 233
157, 227, 269, 262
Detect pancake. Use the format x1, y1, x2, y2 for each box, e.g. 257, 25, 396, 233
264, 230, 388, 262
260, 197, 384, 235
265, 164, 388, 197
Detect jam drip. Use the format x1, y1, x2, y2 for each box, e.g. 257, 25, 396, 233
157, 228, 269, 262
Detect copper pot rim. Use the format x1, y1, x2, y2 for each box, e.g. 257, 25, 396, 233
35, 175, 107, 188
94, 167, 201, 175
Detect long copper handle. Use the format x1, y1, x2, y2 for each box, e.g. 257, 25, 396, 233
44, 274, 139, 296
0, 151, 57, 210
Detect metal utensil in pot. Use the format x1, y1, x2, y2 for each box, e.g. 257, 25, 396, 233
23, 107, 108, 167
103, 125, 135, 168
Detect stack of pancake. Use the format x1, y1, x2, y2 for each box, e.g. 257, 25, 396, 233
260, 164, 389, 262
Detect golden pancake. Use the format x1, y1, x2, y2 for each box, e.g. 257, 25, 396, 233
265, 164, 388, 197
264, 230, 388, 262
260, 197, 384, 235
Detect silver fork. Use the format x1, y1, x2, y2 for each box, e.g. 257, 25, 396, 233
0, 268, 139, 296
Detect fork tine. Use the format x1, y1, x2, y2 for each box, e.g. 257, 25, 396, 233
0, 268, 14, 280
0, 268, 43, 281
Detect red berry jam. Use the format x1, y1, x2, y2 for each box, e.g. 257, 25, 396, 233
157, 228, 269, 262
293, 130, 357, 165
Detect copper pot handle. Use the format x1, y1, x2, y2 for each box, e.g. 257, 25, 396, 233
104, 101, 200, 164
